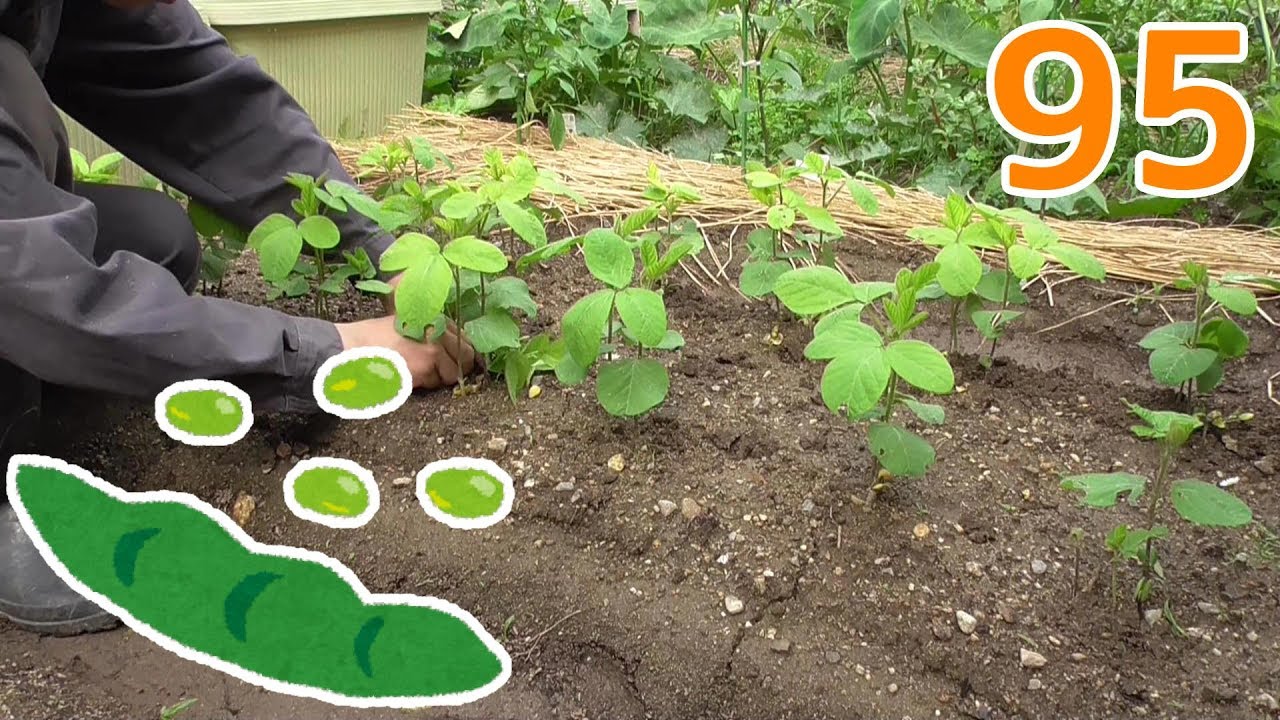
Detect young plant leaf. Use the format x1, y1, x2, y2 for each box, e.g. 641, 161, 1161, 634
1196, 359, 1224, 394
615, 288, 668, 348
443, 237, 509, 274
517, 236, 579, 272
441, 190, 482, 219
774, 266, 857, 315
1060, 473, 1148, 508
486, 277, 538, 319
739, 260, 791, 299
298, 215, 340, 251
464, 310, 522, 354
1138, 322, 1196, 350
813, 304, 867, 335
562, 289, 614, 368
886, 340, 955, 394
867, 423, 935, 478
798, 205, 841, 235
597, 358, 669, 417
767, 205, 797, 230
496, 200, 548, 248
804, 317, 883, 360
1198, 317, 1249, 359
248, 214, 303, 283
902, 399, 946, 425
936, 242, 982, 296
503, 348, 535, 403
974, 270, 1028, 304
1149, 345, 1219, 386
395, 255, 452, 338
1124, 400, 1203, 439
822, 350, 891, 416
582, 229, 635, 289
1207, 285, 1257, 316
1045, 243, 1106, 281
1008, 244, 1046, 280
1170, 480, 1253, 527
380, 233, 441, 273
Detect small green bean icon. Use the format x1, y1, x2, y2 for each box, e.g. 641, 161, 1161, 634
314, 348, 411, 420
155, 380, 253, 447
284, 458, 380, 529
416, 458, 514, 530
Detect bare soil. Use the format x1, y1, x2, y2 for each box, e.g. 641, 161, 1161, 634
2, 226, 1278, 720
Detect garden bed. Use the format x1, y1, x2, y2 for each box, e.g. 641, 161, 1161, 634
2, 220, 1277, 720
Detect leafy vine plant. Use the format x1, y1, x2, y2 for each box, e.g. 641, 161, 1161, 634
773, 262, 956, 506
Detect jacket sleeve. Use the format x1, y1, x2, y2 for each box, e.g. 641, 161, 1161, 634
0, 105, 342, 415
42, 0, 394, 262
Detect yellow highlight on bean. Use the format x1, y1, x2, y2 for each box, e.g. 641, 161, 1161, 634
328, 379, 359, 393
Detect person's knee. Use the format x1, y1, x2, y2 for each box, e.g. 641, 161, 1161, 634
78, 184, 203, 293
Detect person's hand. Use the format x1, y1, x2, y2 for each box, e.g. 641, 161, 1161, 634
335, 316, 476, 389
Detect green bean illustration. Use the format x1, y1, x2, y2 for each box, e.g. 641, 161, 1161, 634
313, 347, 411, 420
417, 457, 514, 530
284, 458, 380, 529
154, 380, 252, 447
5, 455, 510, 708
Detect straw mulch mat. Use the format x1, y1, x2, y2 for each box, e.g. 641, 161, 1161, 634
335, 108, 1280, 297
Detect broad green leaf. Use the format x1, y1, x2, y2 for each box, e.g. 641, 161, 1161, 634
867, 423, 935, 478
1139, 322, 1196, 350
1171, 480, 1253, 527
486, 277, 538, 318
959, 222, 1002, 249
848, 182, 880, 215
636, 0, 736, 46
936, 242, 982, 296
971, 310, 1023, 340
440, 190, 482, 219
562, 289, 614, 368
805, 317, 883, 360
1198, 317, 1249, 359
517, 236, 579, 272
655, 79, 718, 124
909, 227, 955, 247
1046, 242, 1107, 281
745, 170, 783, 188
767, 205, 797, 231
395, 254, 452, 338
503, 349, 535, 403
908, 4, 999, 67
583, 229, 635, 289
464, 310, 523, 354
1150, 345, 1219, 386
847, 0, 902, 61
774, 266, 857, 315
814, 303, 867, 335
1061, 473, 1148, 508
902, 398, 946, 425
851, 282, 897, 304
822, 348, 891, 415
496, 200, 547, 248
597, 358, 669, 417
1008, 244, 1046, 280
799, 205, 842, 235
886, 340, 955, 394
739, 260, 790, 299
1020, 0, 1054, 23
1125, 400, 1203, 439
975, 269, 1028, 304
1196, 359, 1225, 394
654, 330, 686, 351
555, 350, 590, 386
1208, 285, 1258, 316
581, 0, 631, 48
380, 233, 440, 273
615, 288, 668, 348
443, 236, 508, 274
248, 214, 303, 283
298, 215, 340, 251
355, 279, 393, 295
548, 110, 567, 150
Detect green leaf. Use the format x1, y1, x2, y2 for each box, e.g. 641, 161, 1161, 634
974, 270, 1028, 304
936, 242, 982, 296
1170, 480, 1253, 528
443, 236, 508, 274
1008, 244, 1046, 280
886, 340, 955, 394
465, 310, 523, 354
486, 277, 538, 318
1139, 322, 1196, 350
355, 279, 393, 295
496, 200, 547, 248
517, 236, 579, 272
380, 233, 440, 273
1045, 242, 1106, 281
1125, 400, 1203, 439
653, 330, 686, 351
562, 289, 614, 368
248, 214, 303, 283
555, 351, 590, 386
1149, 346, 1219, 386
774, 266, 857, 316
847, 0, 902, 62
581, 0, 631, 48
847, 182, 880, 215
1196, 358, 1225, 394
548, 110, 567, 151
767, 205, 797, 231
636, 0, 736, 46
441, 190, 482, 219
597, 358, 669, 417
503, 349, 535, 404
739, 260, 790, 299
902, 399, 946, 425
1060, 473, 1148, 508
615, 288, 668, 348
814, 303, 867, 335
1208, 285, 1258, 316
867, 423, 935, 478
745, 170, 783, 188
909, 227, 955, 247
805, 317, 883, 360
298, 215, 340, 251
798, 205, 842, 235
395, 254, 452, 338
971, 310, 1023, 340
822, 348, 891, 416
655, 79, 718, 124
1198, 317, 1249, 359
583, 229, 635, 289
908, 4, 999, 67
1020, 0, 1054, 22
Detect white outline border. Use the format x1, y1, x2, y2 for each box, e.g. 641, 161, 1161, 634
283, 457, 381, 530
313, 347, 412, 421
987, 20, 1122, 199
4, 454, 511, 709
416, 457, 515, 531
154, 380, 254, 447
1134, 21, 1254, 199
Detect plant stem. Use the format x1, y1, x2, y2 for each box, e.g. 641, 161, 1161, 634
453, 267, 466, 388
1184, 285, 1208, 411
314, 248, 328, 320
987, 248, 1014, 365
949, 298, 961, 355
480, 274, 487, 316
739, 0, 751, 169
864, 373, 900, 506
900, 4, 915, 111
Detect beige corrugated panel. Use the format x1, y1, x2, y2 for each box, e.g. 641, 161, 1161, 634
61, 1, 437, 184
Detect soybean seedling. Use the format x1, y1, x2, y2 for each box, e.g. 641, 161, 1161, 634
558, 228, 677, 417
636, 163, 706, 289
1138, 261, 1257, 412
792, 152, 880, 268
355, 136, 451, 199
773, 262, 956, 505
160, 699, 198, 720
69, 149, 125, 185
1061, 407, 1253, 618
186, 201, 247, 297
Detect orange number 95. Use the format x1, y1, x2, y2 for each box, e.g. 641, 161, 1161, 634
988, 21, 1254, 200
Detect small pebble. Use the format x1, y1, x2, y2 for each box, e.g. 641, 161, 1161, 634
1246, 631, 1259, 642
1031, 559, 1048, 575
770, 639, 791, 654
681, 498, 703, 520
825, 651, 841, 664
1252, 693, 1279, 711
1143, 608, 1163, 626
1028, 679, 1043, 691
1070, 653, 1087, 662
486, 437, 508, 453
392, 476, 414, 487
657, 500, 678, 517
1020, 649, 1047, 668
724, 595, 745, 615
913, 523, 931, 540
1196, 601, 1221, 615
527, 384, 542, 399
555, 480, 576, 492
965, 561, 984, 577
607, 454, 626, 473
888, 683, 899, 694
956, 611, 977, 635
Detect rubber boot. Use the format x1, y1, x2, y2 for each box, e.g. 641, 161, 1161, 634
0, 363, 119, 636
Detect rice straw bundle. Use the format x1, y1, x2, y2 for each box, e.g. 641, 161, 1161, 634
336, 108, 1280, 295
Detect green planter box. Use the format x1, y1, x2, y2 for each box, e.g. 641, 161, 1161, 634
63, 0, 440, 183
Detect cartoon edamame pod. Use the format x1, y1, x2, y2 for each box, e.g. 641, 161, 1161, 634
5, 455, 510, 709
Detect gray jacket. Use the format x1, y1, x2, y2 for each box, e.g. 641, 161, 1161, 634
0, 0, 394, 414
